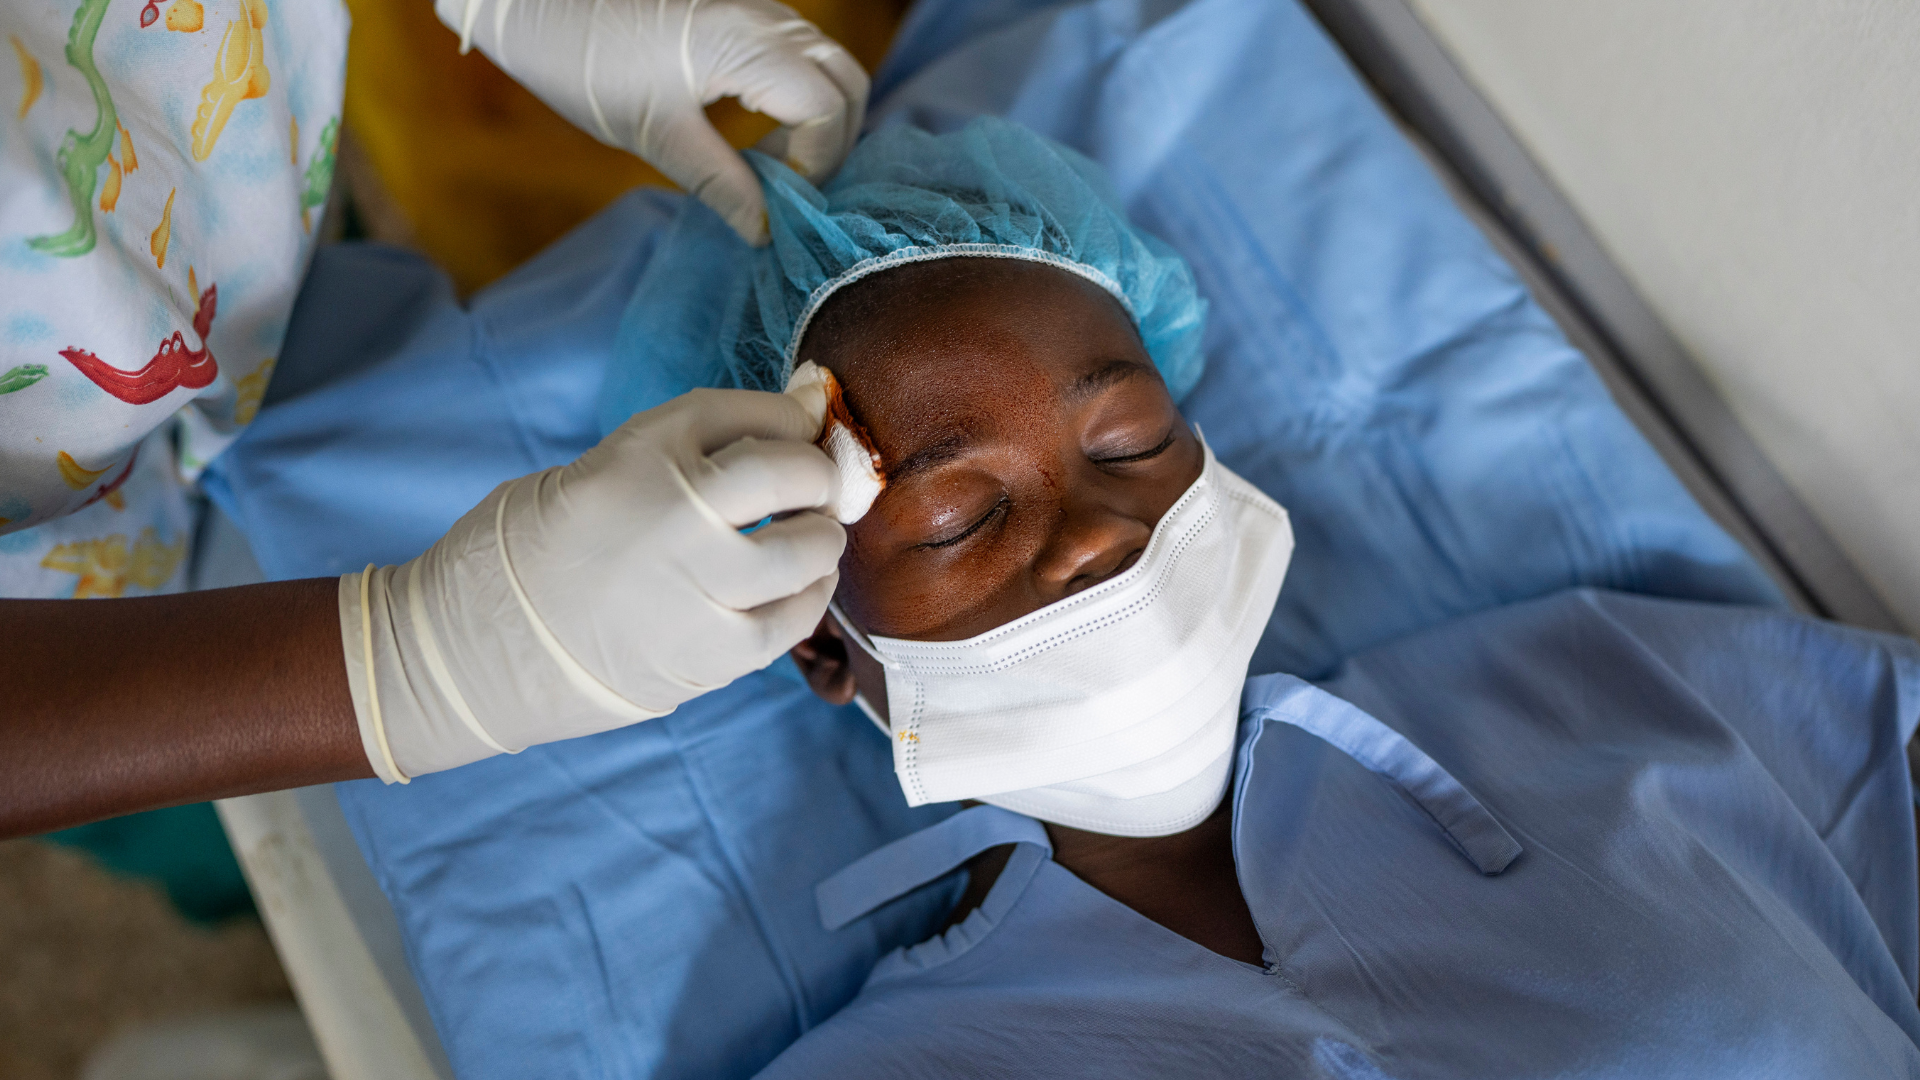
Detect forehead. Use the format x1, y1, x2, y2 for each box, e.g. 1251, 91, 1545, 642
800, 259, 1149, 425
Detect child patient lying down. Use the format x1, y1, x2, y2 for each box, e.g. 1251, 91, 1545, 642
786, 252, 1276, 967
606, 118, 1920, 1077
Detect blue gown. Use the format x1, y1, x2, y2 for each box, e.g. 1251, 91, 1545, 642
760, 591, 1920, 1078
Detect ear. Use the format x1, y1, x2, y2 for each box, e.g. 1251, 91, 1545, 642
790, 614, 857, 706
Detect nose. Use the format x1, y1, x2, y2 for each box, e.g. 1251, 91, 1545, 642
1031, 490, 1153, 598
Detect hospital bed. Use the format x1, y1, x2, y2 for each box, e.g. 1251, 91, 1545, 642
201, 1, 1901, 1077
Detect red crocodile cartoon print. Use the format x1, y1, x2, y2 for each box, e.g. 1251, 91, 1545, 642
61, 282, 218, 405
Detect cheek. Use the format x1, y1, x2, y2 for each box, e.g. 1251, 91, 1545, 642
835, 524, 948, 636
835, 503, 1052, 639
1152, 433, 1207, 515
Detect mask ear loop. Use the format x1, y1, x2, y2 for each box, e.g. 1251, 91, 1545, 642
828, 600, 892, 737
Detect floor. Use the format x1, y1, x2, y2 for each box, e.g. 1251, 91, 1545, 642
0, 838, 293, 1080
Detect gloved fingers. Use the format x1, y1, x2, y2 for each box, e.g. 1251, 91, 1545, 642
648, 107, 772, 244
778, 45, 868, 180
593, 386, 816, 466
719, 36, 868, 180
695, 509, 845, 610
434, 0, 480, 52
740, 570, 841, 663
674, 387, 825, 452
699, 437, 842, 527
783, 367, 830, 430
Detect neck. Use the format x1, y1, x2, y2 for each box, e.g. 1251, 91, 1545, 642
948, 797, 1266, 966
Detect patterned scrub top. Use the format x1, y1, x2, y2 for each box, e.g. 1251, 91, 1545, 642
0, 0, 346, 597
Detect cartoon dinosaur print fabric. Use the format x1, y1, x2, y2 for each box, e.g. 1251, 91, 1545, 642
0, 2, 346, 592
60, 283, 218, 405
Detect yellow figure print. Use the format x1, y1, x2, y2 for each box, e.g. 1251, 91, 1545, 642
40, 528, 186, 598
118, 121, 138, 173
102, 121, 139, 214
99, 153, 122, 212
41, 536, 126, 597
130, 528, 187, 589
289, 115, 299, 165
10, 35, 40, 119
191, 0, 270, 161
57, 451, 111, 490
233, 356, 275, 425
151, 187, 175, 268
166, 0, 206, 32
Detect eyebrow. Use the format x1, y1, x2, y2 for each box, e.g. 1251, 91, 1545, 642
883, 360, 1154, 484
1065, 358, 1155, 404
886, 428, 977, 484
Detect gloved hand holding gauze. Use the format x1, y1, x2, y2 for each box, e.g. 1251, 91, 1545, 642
785, 361, 883, 524
339, 389, 845, 783
435, 0, 868, 245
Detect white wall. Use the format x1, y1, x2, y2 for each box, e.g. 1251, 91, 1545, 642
1403, 0, 1920, 631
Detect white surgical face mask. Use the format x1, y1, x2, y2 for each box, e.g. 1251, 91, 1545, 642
831, 437, 1293, 837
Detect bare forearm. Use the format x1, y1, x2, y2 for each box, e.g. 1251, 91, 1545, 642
0, 579, 372, 838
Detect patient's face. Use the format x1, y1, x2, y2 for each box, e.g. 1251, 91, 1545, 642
789, 258, 1203, 710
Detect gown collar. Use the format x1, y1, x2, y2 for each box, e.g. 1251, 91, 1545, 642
1238, 675, 1522, 875
817, 675, 1522, 934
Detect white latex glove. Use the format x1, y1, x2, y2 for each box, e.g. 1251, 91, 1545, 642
435, 0, 868, 244
339, 388, 844, 782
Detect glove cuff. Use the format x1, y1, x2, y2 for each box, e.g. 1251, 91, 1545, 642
338, 478, 674, 783
339, 565, 505, 783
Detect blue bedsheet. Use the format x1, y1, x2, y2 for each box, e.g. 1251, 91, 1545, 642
204, 0, 1784, 1076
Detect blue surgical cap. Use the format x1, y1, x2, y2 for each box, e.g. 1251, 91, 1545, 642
599, 117, 1207, 435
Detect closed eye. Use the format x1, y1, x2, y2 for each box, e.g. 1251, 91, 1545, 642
1092, 427, 1176, 466
919, 496, 1009, 549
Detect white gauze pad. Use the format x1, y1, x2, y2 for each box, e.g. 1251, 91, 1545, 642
785, 361, 885, 524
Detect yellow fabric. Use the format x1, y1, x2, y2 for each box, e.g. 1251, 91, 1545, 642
339, 0, 905, 295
